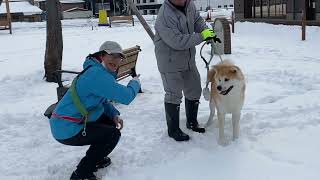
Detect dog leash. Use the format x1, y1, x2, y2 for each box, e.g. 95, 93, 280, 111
200, 40, 223, 89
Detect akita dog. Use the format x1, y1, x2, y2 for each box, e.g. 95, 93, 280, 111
205, 60, 245, 145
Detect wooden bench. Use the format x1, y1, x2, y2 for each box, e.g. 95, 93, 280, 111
0, 0, 12, 33
44, 45, 142, 118
109, 15, 134, 28
0, 20, 9, 29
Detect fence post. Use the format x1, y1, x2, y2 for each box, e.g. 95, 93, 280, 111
302, 10, 306, 41
5, 0, 12, 34
212, 18, 231, 55
231, 11, 235, 33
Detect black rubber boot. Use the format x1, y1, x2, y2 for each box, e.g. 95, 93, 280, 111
93, 157, 112, 172
165, 103, 190, 141
185, 99, 205, 133
70, 170, 98, 180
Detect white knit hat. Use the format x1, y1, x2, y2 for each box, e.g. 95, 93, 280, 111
99, 41, 125, 58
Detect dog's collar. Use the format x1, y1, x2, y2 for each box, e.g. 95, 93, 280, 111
220, 86, 234, 95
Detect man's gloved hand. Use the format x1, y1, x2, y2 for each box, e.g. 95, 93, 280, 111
201, 28, 222, 43
201, 28, 215, 41
202, 87, 211, 101
212, 36, 222, 43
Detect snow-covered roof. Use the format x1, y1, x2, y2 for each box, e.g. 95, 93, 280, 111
60, 0, 85, 3
33, 0, 85, 2
0, 1, 42, 15
64, 7, 89, 12
8, 0, 29, 2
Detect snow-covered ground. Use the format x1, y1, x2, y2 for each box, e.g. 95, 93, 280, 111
0, 17, 320, 180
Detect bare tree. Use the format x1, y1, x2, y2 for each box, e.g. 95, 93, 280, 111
44, 0, 63, 82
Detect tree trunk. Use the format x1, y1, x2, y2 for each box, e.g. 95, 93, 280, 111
44, 0, 63, 82
127, 0, 155, 41
125, 0, 130, 15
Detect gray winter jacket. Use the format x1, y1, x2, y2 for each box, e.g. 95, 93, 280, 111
154, 0, 207, 73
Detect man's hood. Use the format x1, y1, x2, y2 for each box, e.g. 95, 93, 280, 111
165, 0, 191, 9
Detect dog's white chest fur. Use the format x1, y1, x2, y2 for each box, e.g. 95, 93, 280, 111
216, 85, 244, 114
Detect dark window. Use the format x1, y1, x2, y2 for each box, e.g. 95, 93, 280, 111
150, 0, 155, 2
150, 10, 156, 14
252, 0, 286, 18
143, 0, 146, 3
218, 5, 221, 8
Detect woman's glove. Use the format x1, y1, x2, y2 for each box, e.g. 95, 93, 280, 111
132, 74, 141, 86
113, 116, 124, 130
202, 87, 210, 101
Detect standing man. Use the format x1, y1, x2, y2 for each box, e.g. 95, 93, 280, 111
154, 0, 221, 141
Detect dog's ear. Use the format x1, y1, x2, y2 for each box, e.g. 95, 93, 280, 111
207, 66, 217, 82
230, 66, 239, 74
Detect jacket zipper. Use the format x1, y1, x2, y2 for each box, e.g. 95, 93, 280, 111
185, 8, 192, 70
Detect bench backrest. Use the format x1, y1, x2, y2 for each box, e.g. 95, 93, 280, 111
117, 45, 140, 80
0, 20, 9, 26
110, 15, 133, 22
109, 15, 134, 27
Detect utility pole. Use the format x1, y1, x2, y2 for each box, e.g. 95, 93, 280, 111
113, 0, 116, 15
5, 0, 12, 34
127, 0, 155, 40
302, 9, 306, 40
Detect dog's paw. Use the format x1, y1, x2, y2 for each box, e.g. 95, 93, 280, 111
218, 138, 228, 146
232, 135, 239, 141
205, 119, 214, 128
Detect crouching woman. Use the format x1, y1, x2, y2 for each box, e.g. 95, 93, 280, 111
49, 41, 141, 180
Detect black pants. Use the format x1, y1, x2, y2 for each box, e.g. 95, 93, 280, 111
57, 114, 121, 175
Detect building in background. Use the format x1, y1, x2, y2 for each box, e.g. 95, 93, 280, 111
0, 0, 42, 22
235, 0, 319, 24
34, 0, 94, 19
34, 0, 86, 12
88, 0, 111, 16
60, 0, 85, 11
133, 0, 163, 15
193, 0, 234, 11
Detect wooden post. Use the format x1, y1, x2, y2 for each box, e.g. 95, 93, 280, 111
302, 10, 306, 41
127, 0, 155, 41
212, 18, 231, 54
5, 0, 12, 34
231, 11, 235, 33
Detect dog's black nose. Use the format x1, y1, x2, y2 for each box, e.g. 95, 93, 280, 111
217, 86, 222, 91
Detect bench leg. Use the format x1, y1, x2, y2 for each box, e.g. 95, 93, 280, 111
131, 68, 142, 93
